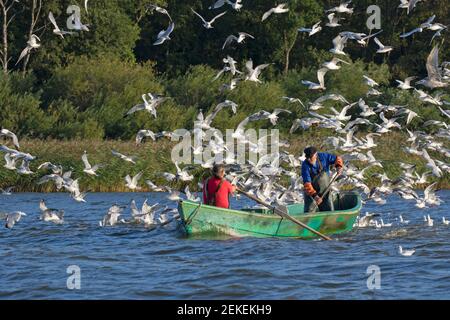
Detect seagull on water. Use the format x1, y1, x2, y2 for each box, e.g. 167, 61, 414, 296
354, 212, 380, 227
425, 214, 434, 227
399, 246, 415, 256
5, 212, 26, 229
99, 205, 123, 227
399, 215, 410, 224
1, 186, 14, 195
39, 200, 64, 224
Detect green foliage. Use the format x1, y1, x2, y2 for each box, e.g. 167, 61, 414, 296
0, 0, 448, 141
0, 73, 53, 138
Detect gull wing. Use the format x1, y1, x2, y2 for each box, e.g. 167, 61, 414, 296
191, 8, 207, 24
210, 11, 227, 23
245, 59, 254, 73
261, 9, 274, 22
132, 171, 143, 184
426, 46, 441, 81
209, 0, 226, 9
240, 32, 254, 39
16, 47, 30, 66
317, 68, 328, 87
48, 11, 60, 31
222, 35, 237, 49
81, 152, 91, 169
126, 103, 146, 115
374, 37, 384, 48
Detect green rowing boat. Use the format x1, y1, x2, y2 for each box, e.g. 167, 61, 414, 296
178, 192, 362, 239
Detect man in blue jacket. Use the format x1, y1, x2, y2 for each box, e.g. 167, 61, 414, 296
302, 146, 344, 213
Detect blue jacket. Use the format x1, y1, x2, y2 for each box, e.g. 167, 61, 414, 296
301, 152, 338, 184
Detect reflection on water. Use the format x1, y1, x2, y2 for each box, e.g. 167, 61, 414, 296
0, 191, 449, 299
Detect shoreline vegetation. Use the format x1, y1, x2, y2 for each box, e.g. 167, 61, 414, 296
0, 1, 448, 194
1, 132, 448, 193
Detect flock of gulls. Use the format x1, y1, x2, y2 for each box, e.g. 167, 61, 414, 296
2, 1, 450, 255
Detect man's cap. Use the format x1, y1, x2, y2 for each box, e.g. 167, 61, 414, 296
304, 146, 317, 159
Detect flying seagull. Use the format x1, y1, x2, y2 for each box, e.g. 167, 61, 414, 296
136, 130, 156, 145
222, 32, 254, 49
49, 12, 75, 38
244, 59, 271, 83
298, 22, 322, 36
149, 4, 172, 21
5, 212, 26, 229
111, 150, 137, 164
16, 34, 40, 66
0, 129, 20, 149
327, 1, 354, 14
154, 22, 175, 45
82, 151, 102, 176
302, 68, 328, 90
191, 8, 227, 29
125, 171, 143, 190
125, 93, 168, 118
416, 46, 448, 89
261, 3, 289, 22
326, 13, 344, 27
374, 37, 393, 54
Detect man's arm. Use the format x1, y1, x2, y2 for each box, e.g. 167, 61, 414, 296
302, 164, 319, 201
326, 153, 344, 174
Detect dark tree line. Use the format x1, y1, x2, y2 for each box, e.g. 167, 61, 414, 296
0, 0, 448, 140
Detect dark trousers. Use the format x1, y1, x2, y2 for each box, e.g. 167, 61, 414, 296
304, 172, 335, 214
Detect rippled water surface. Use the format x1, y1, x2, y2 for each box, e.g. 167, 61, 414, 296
1, 192, 449, 299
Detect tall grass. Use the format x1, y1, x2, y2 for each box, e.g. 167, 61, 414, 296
0, 132, 448, 192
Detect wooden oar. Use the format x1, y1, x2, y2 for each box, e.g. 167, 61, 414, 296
236, 188, 332, 241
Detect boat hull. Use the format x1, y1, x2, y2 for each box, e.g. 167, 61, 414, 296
178, 192, 362, 239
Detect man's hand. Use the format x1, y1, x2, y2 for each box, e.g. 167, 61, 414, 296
314, 195, 323, 206
337, 166, 344, 176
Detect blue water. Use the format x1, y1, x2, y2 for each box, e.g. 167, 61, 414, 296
0, 191, 449, 300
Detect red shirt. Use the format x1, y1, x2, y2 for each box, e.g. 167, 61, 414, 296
202, 177, 234, 208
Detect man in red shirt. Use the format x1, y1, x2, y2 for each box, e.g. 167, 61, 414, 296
202, 164, 236, 209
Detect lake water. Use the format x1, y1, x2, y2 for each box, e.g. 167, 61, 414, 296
1, 191, 449, 300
